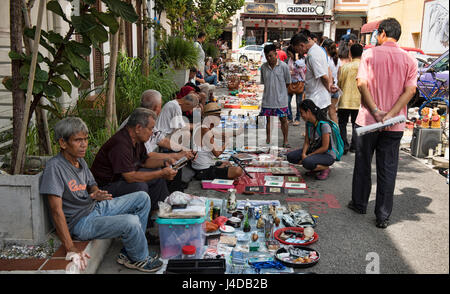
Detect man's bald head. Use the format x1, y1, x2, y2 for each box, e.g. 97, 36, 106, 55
141, 89, 162, 115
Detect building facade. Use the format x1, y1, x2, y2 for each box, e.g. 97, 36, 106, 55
361, 0, 448, 55
231, 0, 333, 49
333, 0, 368, 43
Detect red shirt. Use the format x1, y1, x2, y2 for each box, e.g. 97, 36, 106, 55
277, 49, 287, 62
356, 42, 417, 131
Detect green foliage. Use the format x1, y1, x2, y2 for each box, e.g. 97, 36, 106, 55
4, 0, 138, 125
160, 35, 199, 69
203, 42, 220, 59
115, 53, 178, 125
42, 86, 111, 167
154, 0, 245, 41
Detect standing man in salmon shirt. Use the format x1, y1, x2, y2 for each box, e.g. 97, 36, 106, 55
347, 18, 418, 229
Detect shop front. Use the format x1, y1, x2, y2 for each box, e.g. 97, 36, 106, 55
240, 2, 331, 45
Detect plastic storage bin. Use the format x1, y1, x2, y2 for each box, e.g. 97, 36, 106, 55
156, 202, 208, 259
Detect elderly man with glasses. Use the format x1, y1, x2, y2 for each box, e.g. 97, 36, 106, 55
40, 116, 163, 273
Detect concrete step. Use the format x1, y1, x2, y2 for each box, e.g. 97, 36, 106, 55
0, 239, 113, 274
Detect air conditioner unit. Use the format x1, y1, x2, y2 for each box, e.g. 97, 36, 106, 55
410, 127, 443, 158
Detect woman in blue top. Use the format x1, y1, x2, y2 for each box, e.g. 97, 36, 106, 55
286, 99, 335, 180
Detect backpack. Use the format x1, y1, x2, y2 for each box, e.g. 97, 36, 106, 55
308, 120, 345, 161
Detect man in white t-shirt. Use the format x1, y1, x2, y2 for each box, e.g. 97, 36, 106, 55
291, 33, 334, 115
118, 90, 194, 159
155, 93, 199, 152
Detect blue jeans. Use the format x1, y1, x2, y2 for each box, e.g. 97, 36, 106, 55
205, 74, 218, 85
286, 148, 335, 170
72, 191, 151, 262
288, 92, 302, 121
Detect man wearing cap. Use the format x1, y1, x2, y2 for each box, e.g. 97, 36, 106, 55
191, 103, 243, 180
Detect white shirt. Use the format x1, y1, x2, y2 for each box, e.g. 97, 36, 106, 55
305, 44, 331, 109
191, 125, 216, 170
155, 99, 187, 138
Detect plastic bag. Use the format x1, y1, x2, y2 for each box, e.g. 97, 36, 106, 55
158, 201, 172, 218
212, 216, 228, 227
166, 191, 192, 206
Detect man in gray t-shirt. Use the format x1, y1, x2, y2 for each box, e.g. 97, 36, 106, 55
40, 117, 163, 273
260, 44, 292, 147
40, 153, 97, 233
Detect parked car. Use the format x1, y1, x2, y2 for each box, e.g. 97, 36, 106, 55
410, 50, 449, 107
233, 45, 264, 63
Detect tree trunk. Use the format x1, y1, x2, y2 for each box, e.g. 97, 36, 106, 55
22, 0, 52, 156
13, 0, 45, 174
10, 0, 25, 173
142, 0, 149, 76
118, 18, 127, 55
105, 23, 119, 133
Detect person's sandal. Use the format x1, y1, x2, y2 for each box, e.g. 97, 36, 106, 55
316, 168, 330, 180
282, 143, 291, 148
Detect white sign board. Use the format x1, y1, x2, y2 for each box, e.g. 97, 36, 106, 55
279, 4, 325, 16
421, 0, 449, 54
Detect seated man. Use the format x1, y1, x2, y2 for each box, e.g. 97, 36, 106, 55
154, 93, 199, 153
40, 117, 163, 273
119, 89, 195, 160
118, 90, 196, 192
187, 67, 215, 102
191, 103, 243, 180
91, 108, 178, 211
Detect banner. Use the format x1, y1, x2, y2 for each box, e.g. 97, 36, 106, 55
245, 3, 278, 14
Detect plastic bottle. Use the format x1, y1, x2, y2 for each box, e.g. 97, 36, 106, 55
209, 201, 214, 221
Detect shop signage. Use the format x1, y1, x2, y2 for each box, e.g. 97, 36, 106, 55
245, 3, 278, 14
284, 5, 325, 15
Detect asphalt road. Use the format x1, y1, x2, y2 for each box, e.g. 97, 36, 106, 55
97, 117, 449, 274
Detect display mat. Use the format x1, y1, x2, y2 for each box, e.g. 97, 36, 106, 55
234, 166, 306, 195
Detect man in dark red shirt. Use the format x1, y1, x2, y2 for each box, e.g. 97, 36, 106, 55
91, 108, 178, 213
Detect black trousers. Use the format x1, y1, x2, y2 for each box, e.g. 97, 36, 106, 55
338, 109, 359, 151
351, 127, 403, 222
101, 168, 170, 211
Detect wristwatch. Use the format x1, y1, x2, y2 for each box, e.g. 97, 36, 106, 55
371, 107, 379, 114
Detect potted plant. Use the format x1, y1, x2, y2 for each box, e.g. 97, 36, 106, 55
160, 35, 199, 88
